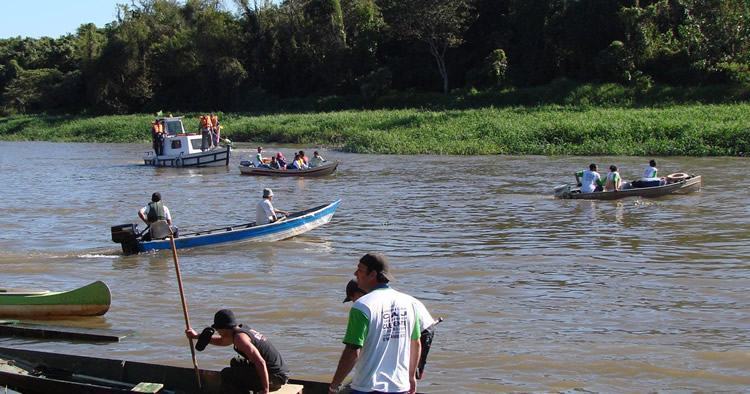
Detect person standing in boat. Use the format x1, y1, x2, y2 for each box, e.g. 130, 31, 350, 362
200, 114, 212, 151
186, 309, 290, 394
151, 120, 164, 156
574, 163, 603, 193
138, 192, 178, 239
210, 112, 221, 147
329, 253, 421, 394
342, 279, 440, 381
604, 165, 623, 191
256, 188, 289, 225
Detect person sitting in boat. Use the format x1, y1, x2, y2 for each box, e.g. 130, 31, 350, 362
604, 165, 622, 192
298, 150, 309, 165
256, 188, 289, 225
185, 309, 290, 393
275, 152, 287, 169
632, 159, 666, 188
643, 159, 658, 178
309, 150, 326, 168
269, 156, 281, 169
287, 153, 308, 170
252, 146, 269, 168
575, 163, 603, 193
138, 192, 178, 240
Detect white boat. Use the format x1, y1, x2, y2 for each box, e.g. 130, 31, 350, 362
143, 116, 230, 167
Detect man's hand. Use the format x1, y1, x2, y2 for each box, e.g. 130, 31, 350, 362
185, 328, 198, 339
409, 375, 417, 394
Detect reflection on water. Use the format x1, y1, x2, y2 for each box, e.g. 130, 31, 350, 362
1, 141, 749, 392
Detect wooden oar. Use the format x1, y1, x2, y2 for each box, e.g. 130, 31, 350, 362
168, 228, 202, 390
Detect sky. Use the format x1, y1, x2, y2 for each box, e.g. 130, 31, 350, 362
0, 0, 123, 39
0, 0, 240, 39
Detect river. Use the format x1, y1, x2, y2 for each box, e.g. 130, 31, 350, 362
0, 141, 748, 393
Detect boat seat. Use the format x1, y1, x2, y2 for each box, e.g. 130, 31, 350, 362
274, 383, 304, 394
149, 220, 172, 240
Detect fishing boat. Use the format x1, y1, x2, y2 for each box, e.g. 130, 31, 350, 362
0, 281, 111, 318
111, 200, 341, 255
0, 346, 329, 394
239, 161, 339, 177
555, 173, 702, 200
143, 116, 231, 167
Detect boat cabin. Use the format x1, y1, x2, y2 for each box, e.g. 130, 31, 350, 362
158, 117, 205, 156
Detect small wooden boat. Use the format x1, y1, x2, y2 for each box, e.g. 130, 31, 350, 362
143, 116, 231, 167
555, 174, 702, 200
239, 161, 339, 177
111, 200, 340, 255
0, 281, 111, 318
0, 346, 330, 394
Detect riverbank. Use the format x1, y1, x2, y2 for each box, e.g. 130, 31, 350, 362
1, 103, 749, 156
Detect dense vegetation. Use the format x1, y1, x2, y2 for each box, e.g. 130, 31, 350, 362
3, 102, 749, 156
0, 0, 748, 115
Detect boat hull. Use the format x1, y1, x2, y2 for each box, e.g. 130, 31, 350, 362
144, 145, 230, 167
239, 161, 338, 177
0, 346, 330, 394
136, 200, 340, 253
557, 175, 702, 200
0, 281, 111, 318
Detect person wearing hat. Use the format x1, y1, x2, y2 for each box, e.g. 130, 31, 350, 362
329, 253, 421, 394
256, 188, 289, 225
342, 279, 441, 381
186, 309, 289, 393
138, 192, 178, 240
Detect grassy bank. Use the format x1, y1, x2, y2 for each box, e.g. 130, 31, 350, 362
1, 104, 749, 156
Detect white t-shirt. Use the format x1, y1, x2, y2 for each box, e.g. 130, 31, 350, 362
405, 294, 435, 330
140, 204, 171, 222
643, 166, 658, 178
253, 152, 263, 167
580, 170, 601, 193
256, 199, 275, 225
347, 286, 419, 393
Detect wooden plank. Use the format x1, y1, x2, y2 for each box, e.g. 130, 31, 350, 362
0, 322, 133, 342
275, 384, 304, 394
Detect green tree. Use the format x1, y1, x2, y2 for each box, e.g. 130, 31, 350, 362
379, 0, 474, 93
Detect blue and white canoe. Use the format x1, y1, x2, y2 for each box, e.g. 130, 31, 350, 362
113, 200, 340, 255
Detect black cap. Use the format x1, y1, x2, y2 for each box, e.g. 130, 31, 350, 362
211, 309, 237, 329
343, 280, 366, 303
151, 192, 161, 202
359, 253, 393, 282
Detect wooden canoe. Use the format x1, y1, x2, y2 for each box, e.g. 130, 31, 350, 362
0, 346, 330, 394
120, 200, 340, 255
555, 174, 702, 200
239, 161, 339, 177
0, 281, 111, 318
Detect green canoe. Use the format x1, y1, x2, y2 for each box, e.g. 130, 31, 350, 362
0, 281, 111, 318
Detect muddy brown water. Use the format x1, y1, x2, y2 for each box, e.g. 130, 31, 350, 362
0, 141, 748, 393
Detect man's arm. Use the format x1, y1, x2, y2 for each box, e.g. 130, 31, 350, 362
409, 338, 421, 394
138, 207, 148, 224
235, 334, 271, 394
329, 344, 360, 393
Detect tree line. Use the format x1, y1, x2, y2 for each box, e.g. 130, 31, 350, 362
1, 0, 748, 115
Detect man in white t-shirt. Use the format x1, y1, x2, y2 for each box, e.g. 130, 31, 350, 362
343, 279, 440, 380
138, 192, 178, 239
643, 159, 658, 178
329, 253, 421, 394
252, 146, 267, 168
574, 163, 603, 193
255, 188, 289, 225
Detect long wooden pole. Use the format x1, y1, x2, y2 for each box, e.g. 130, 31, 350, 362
169, 232, 202, 390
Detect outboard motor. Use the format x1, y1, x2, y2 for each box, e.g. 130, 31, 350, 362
554, 184, 571, 199
111, 223, 141, 255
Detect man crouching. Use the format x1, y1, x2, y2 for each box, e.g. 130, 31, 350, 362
186, 309, 289, 393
